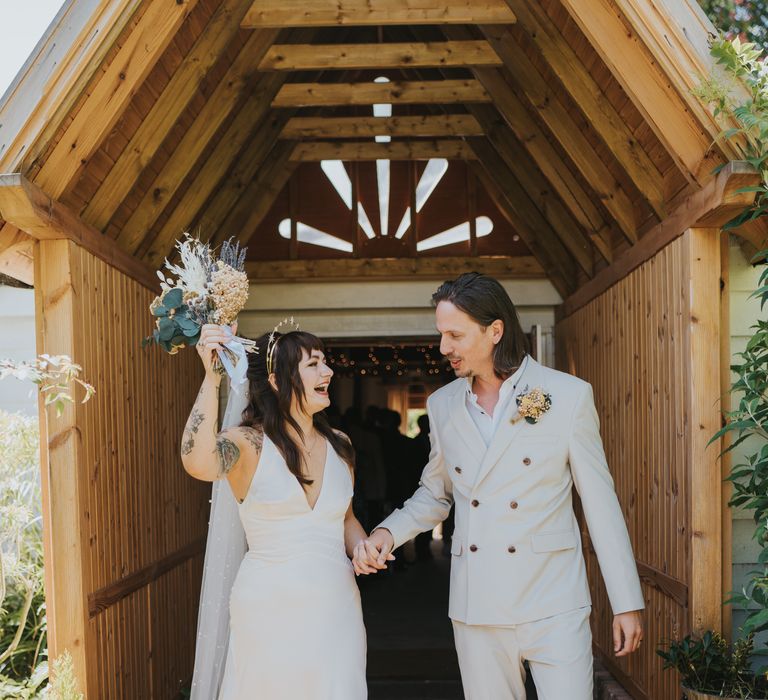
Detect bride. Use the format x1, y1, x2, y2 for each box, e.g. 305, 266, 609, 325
181, 323, 383, 699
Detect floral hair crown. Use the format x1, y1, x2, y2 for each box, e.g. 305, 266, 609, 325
266, 316, 300, 375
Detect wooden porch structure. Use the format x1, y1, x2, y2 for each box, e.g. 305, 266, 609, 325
0, 0, 766, 697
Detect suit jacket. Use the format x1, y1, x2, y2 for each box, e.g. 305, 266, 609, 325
378, 356, 645, 625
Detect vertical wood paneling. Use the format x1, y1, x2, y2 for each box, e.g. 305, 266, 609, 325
36, 239, 207, 697
556, 230, 723, 699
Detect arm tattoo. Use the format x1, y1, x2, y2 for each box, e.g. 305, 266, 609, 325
181, 408, 205, 456
215, 435, 240, 476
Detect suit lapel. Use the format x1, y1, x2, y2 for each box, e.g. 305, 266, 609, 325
448, 380, 486, 458
472, 357, 541, 489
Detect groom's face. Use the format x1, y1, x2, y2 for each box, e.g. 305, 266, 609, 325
436, 301, 497, 379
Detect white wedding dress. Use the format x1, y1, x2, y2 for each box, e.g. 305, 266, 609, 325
217, 434, 367, 700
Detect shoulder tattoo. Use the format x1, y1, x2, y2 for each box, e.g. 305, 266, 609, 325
215, 435, 240, 476
241, 427, 264, 452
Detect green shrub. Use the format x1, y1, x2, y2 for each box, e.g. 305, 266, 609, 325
0, 410, 47, 692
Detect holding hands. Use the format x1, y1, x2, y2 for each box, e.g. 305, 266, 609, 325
352, 529, 396, 575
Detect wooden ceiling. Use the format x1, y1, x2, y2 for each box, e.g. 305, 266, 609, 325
0, 0, 763, 301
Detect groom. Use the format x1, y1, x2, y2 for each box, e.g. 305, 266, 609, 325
354, 273, 644, 699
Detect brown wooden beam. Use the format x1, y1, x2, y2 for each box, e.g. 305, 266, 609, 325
281, 114, 483, 139
442, 24, 638, 241
558, 161, 759, 317
469, 104, 597, 273
482, 13, 666, 217
88, 537, 206, 618
245, 255, 545, 281
115, 30, 280, 255
272, 79, 491, 107
82, 0, 266, 231
30, 0, 201, 200
467, 146, 576, 298
220, 142, 297, 247
557, 0, 722, 185
141, 74, 287, 266
0, 174, 158, 291
290, 140, 476, 161
258, 41, 502, 71
0, 226, 34, 285
243, 0, 516, 27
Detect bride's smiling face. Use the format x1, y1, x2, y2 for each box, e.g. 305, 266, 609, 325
297, 348, 333, 415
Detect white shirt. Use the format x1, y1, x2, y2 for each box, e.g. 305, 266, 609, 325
464, 355, 530, 446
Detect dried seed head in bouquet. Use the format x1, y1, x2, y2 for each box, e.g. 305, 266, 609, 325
209, 238, 249, 326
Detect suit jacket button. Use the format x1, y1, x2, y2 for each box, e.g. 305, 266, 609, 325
510, 501, 518, 509
522, 457, 531, 466
471, 499, 479, 507
508, 545, 516, 554
469, 544, 478, 552
455, 466, 462, 474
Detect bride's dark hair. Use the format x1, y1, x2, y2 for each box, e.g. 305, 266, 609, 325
241, 330, 354, 485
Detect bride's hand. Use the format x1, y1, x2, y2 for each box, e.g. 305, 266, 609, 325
197, 322, 237, 377
352, 537, 395, 575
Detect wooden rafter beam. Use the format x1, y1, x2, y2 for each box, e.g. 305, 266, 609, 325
482, 11, 666, 217
258, 41, 501, 71
466, 142, 577, 297
29, 0, 200, 199
290, 140, 476, 161
114, 31, 280, 255
140, 74, 287, 266
0, 227, 34, 285
469, 105, 597, 274
272, 79, 491, 107
280, 114, 483, 139
557, 0, 723, 185
245, 255, 544, 281
471, 88, 614, 262
0, 174, 157, 290
81, 0, 269, 232
243, 0, 516, 27
441, 25, 638, 242
216, 142, 297, 247
559, 161, 760, 317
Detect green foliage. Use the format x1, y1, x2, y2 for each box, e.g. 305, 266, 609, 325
0, 356, 95, 418
658, 631, 766, 696
143, 288, 201, 353
0, 411, 48, 693
693, 36, 768, 231
699, 0, 768, 54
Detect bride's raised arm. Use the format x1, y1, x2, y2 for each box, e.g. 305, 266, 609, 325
181, 323, 249, 482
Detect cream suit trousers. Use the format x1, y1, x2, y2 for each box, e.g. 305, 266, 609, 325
452, 606, 593, 700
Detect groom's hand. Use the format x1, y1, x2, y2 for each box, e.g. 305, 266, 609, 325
351, 529, 395, 574
613, 611, 643, 657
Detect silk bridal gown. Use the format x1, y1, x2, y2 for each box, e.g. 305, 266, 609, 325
216, 434, 367, 699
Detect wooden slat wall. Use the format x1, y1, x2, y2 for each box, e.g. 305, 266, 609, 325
556, 231, 723, 699
35, 239, 207, 697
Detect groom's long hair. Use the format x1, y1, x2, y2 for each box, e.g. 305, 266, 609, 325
241, 331, 354, 485
432, 272, 529, 379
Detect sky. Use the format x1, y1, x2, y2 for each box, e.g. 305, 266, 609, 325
0, 3, 66, 98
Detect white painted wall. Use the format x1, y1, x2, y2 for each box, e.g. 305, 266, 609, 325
0, 286, 37, 415
240, 278, 561, 366
728, 239, 765, 640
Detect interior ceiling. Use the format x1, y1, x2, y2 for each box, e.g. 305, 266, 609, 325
0, 0, 747, 297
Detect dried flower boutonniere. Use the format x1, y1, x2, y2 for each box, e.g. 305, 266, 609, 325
512, 386, 552, 425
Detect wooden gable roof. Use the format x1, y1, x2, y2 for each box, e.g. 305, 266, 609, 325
0, 0, 764, 302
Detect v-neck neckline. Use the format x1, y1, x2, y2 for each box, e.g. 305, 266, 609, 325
297, 438, 330, 512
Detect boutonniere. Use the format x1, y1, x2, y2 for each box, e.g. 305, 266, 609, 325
512, 385, 552, 425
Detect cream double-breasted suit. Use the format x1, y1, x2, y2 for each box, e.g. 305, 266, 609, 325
378, 356, 644, 699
